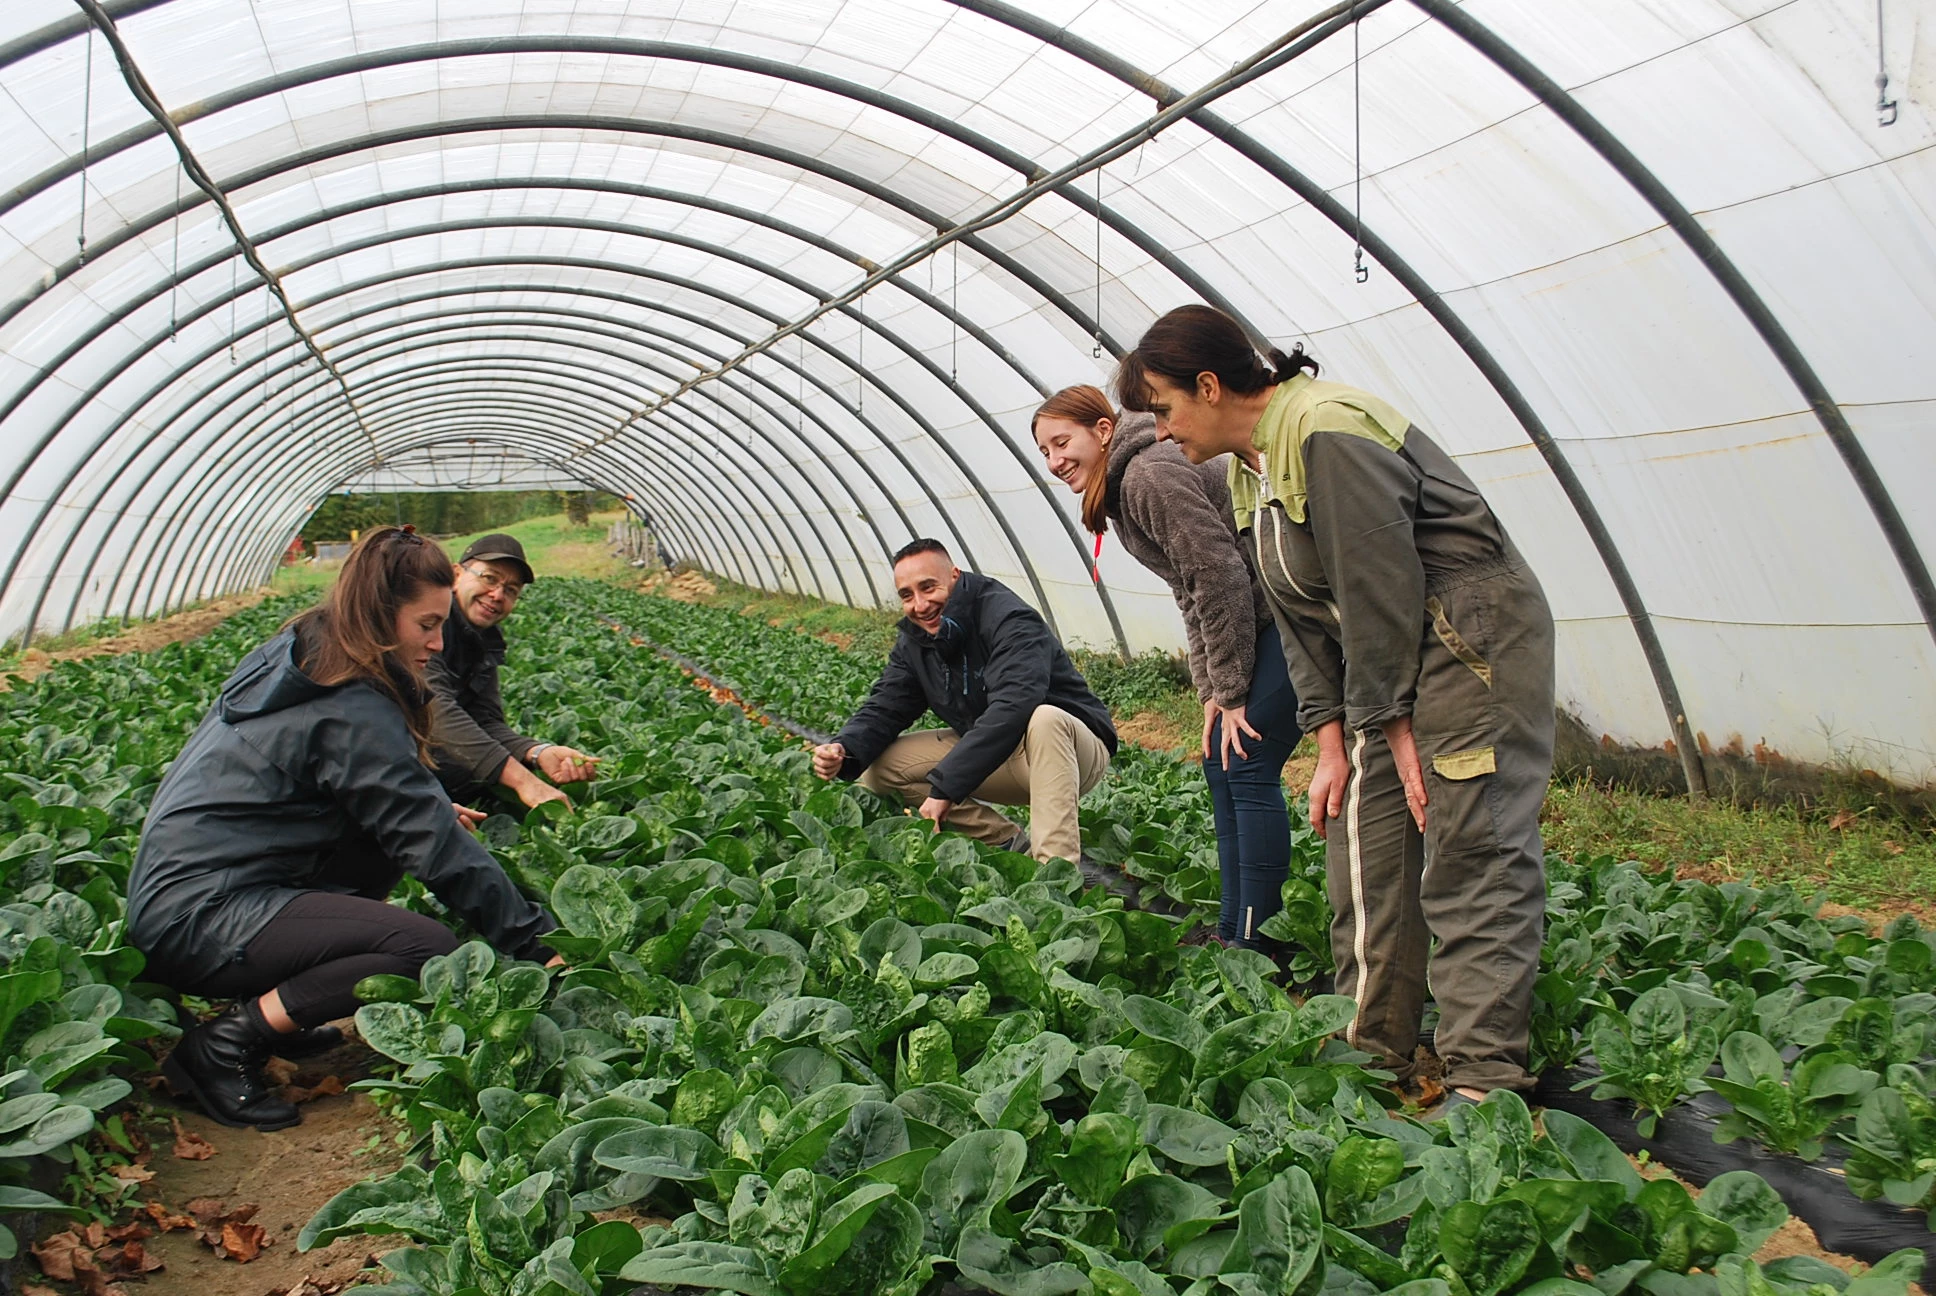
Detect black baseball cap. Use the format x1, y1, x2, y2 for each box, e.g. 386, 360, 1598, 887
460, 533, 535, 585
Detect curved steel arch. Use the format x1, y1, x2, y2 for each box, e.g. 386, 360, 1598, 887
258, 323, 873, 606
69, 269, 961, 634
6, 232, 998, 634
158, 362, 812, 614
106, 344, 780, 622
213, 414, 754, 609
185, 393, 772, 614
948, 0, 1719, 794
0, 32, 1259, 356
5, 207, 1088, 644
1409, 0, 1936, 646
67, 266, 987, 634
0, 102, 1173, 646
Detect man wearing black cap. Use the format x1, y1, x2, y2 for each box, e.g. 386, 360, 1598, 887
429, 533, 600, 809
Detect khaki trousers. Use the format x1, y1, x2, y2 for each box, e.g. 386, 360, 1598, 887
859, 706, 1110, 864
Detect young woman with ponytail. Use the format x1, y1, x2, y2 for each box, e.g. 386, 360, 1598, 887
1116, 304, 1556, 1102
1032, 384, 1300, 953
129, 526, 555, 1131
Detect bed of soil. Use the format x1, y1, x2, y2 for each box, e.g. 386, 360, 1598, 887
3, 590, 276, 687
25, 1031, 406, 1296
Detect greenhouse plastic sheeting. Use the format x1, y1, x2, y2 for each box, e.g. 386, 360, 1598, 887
0, 0, 1929, 783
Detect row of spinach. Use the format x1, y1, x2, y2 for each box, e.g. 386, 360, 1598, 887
606, 585, 1936, 1237
300, 580, 1919, 1296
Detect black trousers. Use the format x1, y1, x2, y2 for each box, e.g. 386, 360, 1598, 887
186, 890, 458, 1029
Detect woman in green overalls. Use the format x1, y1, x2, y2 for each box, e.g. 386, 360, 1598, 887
1117, 304, 1555, 1101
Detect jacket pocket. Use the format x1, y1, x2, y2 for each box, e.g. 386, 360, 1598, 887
1426, 595, 1491, 688
1431, 746, 1496, 780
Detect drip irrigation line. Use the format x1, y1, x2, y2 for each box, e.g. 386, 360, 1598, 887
71, 0, 382, 463
568, 0, 1371, 459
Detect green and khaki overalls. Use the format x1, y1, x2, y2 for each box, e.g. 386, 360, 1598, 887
1231, 375, 1555, 1093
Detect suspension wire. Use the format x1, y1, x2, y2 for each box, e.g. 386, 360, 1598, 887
167, 163, 182, 341
227, 257, 238, 364
1875, 0, 1898, 126
259, 283, 271, 405
1092, 164, 1104, 358
74, 0, 384, 464
951, 240, 959, 383
1353, 11, 1368, 283
570, 0, 1368, 457
856, 291, 866, 417
77, 25, 93, 264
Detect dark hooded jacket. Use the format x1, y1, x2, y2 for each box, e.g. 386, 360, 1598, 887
127, 624, 553, 986
830, 570, 1117, 802
1103, 412, 1272, 707
428, 594, 540, 793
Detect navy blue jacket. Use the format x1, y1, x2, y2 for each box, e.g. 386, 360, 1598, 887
831, 571, 1116, 802
128, 624, 552, 986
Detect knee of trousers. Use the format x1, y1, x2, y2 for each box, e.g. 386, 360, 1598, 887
372, 914, 462, 966
1024, 705, 1076, 743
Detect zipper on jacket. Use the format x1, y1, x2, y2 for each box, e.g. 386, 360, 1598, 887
1258, 505, 1341, 625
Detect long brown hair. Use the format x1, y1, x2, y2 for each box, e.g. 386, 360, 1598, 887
1032, 385, 1118, 536
289, 525, 455, 761
1114, 304, 1318, 412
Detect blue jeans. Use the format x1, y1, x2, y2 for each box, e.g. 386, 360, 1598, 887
1203, 622, 1301, 947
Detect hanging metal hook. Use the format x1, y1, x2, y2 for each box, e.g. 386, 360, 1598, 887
1876, 0, 1898, 126
1092, 164, 1105, 359
1351, 8, 1370, 283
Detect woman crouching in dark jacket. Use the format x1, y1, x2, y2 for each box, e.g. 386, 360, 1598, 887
128, 526, 554, 1131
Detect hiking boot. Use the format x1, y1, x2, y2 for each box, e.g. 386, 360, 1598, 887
163, 1002, 302, 1132
269, 1024, 344, 1061
1003, 827, 1032, 855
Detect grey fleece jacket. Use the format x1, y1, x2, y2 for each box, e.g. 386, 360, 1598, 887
1103, 413, 1271, 707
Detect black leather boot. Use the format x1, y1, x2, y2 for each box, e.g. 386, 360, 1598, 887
269, 1024, 344, 1060
163, 1001, 301, 1131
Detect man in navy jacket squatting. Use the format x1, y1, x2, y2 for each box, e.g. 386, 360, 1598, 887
811, 539, 1117, 866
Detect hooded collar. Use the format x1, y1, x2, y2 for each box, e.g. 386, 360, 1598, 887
1102, 411, 1160, 515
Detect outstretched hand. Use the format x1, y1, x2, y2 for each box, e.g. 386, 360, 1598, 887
810, 742, 846, 780
536, 745, 601, 784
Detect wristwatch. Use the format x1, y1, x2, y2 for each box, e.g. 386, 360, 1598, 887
527, 742, 553, 762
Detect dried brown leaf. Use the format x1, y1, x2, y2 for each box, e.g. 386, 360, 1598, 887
262, 1057, 299, 1086
220, 1221, 269, 1263
104, 1222, 153, 1243
1828, 809, 1859, 831
185, 1197, 228, 1222
106, 1241, 164, 1276
285, 1075, 346, 1105
31, 1230, 86, 1281
172, 1115, 218, 1160
82, 1222, 108, 1249
142, 1202, 198, 1232
23, 1283, 62, 1296
107, 1162, 155, 1182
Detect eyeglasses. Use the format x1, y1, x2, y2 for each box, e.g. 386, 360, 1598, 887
463, 563, 525, 600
